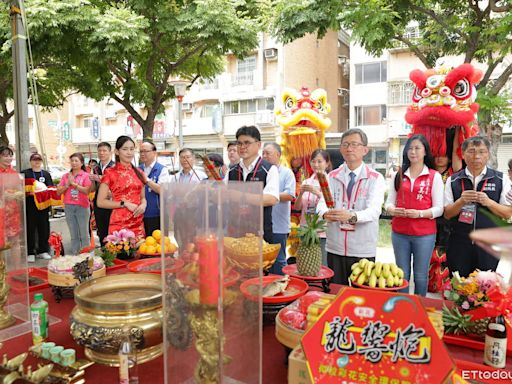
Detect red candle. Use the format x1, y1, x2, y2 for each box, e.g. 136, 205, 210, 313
196, 235, 220, 305
0, 207, 4, 248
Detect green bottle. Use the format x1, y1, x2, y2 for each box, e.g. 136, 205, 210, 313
31, 293, 49, 345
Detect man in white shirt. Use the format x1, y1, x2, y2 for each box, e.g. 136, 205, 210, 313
317, 128, 386, 284
444, 136, 512, 276
225, 126, 279, 243
171, 148, 207, 183
139, 141, 171, 235
227, 141, 240, 169
263, 142, 296, 274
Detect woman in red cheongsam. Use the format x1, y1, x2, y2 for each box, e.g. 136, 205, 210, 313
96, 136, 147, 239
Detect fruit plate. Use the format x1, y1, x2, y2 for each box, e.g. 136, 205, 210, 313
176, 268, 240, 289
240, 275, 309, 304
351, 279, 409, 292
136, 250, 175, 258
8, 267, 49, 293
127, 257, 185, 274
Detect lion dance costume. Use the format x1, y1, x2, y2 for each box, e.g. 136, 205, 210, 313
405, 63, 483, 292
275, 86, 331, 256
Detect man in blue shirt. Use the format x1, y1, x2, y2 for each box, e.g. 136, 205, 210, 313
263, 142, 296, 274
139, 141, 171, 236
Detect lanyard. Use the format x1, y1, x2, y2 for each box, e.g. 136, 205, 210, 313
238, 158, 263, 182
32, 170, 42, 181
180, 172, 193, 183
340, 170, 363, 210
461, 178, 488, 193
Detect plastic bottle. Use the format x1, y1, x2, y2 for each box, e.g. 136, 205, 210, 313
483, 315, 507, 368
30, 293, 49, 345
119, 327, 139, 384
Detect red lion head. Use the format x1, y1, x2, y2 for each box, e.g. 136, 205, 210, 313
405, 63, 483, 159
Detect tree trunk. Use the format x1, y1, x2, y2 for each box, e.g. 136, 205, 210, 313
141, 113, 156, 141
480, 122, 502, 169
0, 117, 10, 147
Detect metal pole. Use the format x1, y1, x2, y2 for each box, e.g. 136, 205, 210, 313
10, 1, 30, 171
178, 99, 183, 149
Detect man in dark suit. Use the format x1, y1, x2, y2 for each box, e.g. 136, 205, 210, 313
90, 142, 114, 245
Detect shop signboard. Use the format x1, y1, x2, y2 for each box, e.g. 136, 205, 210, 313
62, 122, 70, 141
302, 287, 455, 384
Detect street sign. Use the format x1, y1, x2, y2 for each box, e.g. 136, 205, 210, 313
62, 122, 70, 141
91, 117, 100, 139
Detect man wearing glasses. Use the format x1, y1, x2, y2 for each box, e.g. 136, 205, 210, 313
226, 125, 279, 244
444, 136, 512, 276
139, 141, 171, 235
317, 128, 386, 284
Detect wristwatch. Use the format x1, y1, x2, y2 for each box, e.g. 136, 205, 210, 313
348, 212, 358, 225
120, 200, 125, 208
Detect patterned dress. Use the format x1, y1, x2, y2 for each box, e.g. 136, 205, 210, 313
101, 163, 145, 238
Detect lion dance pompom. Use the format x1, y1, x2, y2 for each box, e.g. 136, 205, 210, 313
405, 63, 483, 160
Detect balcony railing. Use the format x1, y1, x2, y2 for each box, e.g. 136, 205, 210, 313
231, 71, 254, 86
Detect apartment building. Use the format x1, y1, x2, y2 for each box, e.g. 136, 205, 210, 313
7, 31, 350, 169
349, 38, 512, 176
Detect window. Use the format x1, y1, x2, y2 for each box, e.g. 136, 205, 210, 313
83, 117, 93, 129
224, 98, 273, 115
237, 56, 256, 74
200, 103, 220, 118
388, 81, 415, 105
363, 148, 388, 176
354, 105, 386, 126
355, 62, 387, 84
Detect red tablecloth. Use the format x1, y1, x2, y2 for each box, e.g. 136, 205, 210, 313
2, 278, 510, 383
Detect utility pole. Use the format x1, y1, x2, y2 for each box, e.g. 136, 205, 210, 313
10, 0, 30, 171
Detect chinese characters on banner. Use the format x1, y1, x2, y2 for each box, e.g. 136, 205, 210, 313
302, 287, 455, 384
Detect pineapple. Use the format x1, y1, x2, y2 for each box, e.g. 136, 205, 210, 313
296, 214, 325, 276
442, 305, 490, 338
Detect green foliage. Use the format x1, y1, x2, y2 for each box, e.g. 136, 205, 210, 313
476, 87, 512, 128
1, 0, 266, 142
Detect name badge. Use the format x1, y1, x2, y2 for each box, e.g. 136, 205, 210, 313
39, 177, 45, 183
458, 203, 476, 224
339, 222, 356, 232
70, 188, 79, 201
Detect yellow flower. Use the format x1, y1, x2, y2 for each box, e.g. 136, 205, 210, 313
124, 245, 129, 251
460, 282, 478, 295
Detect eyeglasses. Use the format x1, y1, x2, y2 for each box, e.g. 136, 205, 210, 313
236, 140, 259, 148
465, 150, 488, 156
341, 142, 365, 149
140, 150, 155, 153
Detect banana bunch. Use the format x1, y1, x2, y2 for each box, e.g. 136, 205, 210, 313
349, 259, 405, 289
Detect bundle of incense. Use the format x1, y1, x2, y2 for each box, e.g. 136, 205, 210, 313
201, 155, 222, 181
316, 172, 334, 208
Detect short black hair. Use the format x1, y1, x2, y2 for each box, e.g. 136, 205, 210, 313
227, 141, 238, 149
179, 148, 194, 156
97, 142, 111, 151
508, 158, 512, 170
461, 135, 491, 152
236, 125, 261, 141
0, 146, 14, 157
207, 153, 224, 167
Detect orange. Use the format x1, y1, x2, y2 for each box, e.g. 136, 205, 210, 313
145, 245, 157, 254
139, 243, 148, 254
165, 243, 177, 254
164, 237, 171, 245
145, 236, 157, 246
156, 244, 162, 254
152, 230, 162, 241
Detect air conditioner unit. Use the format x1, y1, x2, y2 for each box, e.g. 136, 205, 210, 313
338, 55, 348, 65
182, 103, 192, 111
264, 48, 278, 61
337, 88, 349, 97
105, 111, 116, 120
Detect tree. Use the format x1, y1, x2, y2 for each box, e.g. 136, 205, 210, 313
27, 0, 263, 140
270, 0, 512, 166
0, 1, 74, 147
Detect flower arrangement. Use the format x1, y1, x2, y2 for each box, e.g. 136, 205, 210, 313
442, 270, 511, 337
102, 229, 138, 265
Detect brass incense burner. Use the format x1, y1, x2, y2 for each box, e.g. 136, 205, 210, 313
69, 273, 163, 366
